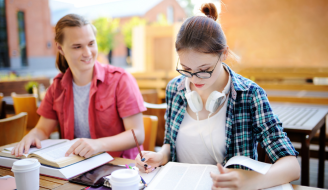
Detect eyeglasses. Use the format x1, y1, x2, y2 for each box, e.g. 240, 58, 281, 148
176, 56, 220, 79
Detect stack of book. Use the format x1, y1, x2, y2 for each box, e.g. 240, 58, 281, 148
0, 139, 114, 180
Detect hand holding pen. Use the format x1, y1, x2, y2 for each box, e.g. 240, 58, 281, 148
134, 150, 164, 173
132, 129, 162, 173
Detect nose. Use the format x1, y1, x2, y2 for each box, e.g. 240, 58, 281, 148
82, 46, 92, 57
190, 75, 201, 84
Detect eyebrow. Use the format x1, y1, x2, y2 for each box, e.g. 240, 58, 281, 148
71, 40, 95, 46
180, 63, 210, 68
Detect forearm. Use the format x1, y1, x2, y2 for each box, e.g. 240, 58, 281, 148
158, 144, 171, 165
27, 127, 50, 140
97, 128, 144, 152
253, 156, 300, 189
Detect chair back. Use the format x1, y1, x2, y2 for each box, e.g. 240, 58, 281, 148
143, 115, 158, 151
0, 112, 27, 146
11, 93, 39, 130
143, 102, 167, 146
0, 93, 3, 118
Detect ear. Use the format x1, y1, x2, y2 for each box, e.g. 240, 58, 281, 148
221, 47, 229, 61
56, 42, 65, 56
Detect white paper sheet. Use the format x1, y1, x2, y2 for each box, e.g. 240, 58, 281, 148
224, 156, 272, 174
4, 139, 68, 156
262, 183, 293, 190
32, 139, 79, 161
146, 156, 292, 190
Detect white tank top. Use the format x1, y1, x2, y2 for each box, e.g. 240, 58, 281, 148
176, 74, 230, 165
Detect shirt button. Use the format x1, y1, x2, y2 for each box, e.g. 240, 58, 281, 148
100, 105, 103, 109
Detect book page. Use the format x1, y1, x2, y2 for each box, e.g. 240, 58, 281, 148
224, 156, 272, 174
31, 139, 79, 162
147, 157, 292, 190
147, 162, 219, 190
263, 183, 293, 190
3, 139, 68, 157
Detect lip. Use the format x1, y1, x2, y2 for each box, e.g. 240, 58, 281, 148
81, 59, 92, 64
194, 84, 204, 88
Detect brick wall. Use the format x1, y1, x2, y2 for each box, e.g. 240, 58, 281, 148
5, 0, 55, 66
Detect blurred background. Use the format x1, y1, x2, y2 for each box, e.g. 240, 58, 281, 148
0, 0, 327, 188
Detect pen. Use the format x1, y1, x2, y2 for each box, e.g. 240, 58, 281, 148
131, 129, 148, 172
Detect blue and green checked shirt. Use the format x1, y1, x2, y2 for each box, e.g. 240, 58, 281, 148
164, 63, 298, 167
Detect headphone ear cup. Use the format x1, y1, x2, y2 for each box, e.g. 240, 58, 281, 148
185, 91, 203, 113
205, 91, 226, 113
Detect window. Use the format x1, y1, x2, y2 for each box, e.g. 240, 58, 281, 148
17, 11, 27, 66
0, 0, 9, 68
167, 6, 174, 24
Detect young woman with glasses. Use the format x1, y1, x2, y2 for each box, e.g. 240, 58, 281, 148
135, 3, 300, 189
11, 14, 146, 160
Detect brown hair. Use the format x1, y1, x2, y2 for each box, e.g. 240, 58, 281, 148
55, 14, 95, 73
176, 3, 238, 60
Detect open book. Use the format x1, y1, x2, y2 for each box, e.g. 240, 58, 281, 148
0, 139, 106, 168
147, 156, 293, 190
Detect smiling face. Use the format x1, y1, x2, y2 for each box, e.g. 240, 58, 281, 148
56, 25, 98, 75
178, 49, 228, 94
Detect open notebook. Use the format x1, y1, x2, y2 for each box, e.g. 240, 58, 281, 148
146, 156, 293, 190
0, 139, 106, 168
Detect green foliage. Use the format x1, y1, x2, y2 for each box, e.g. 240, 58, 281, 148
122, 17, 146, 49
25, 81, 39, 94
93, 17, 120, 54
0, 72, 18, 81
177, 0, 194, 17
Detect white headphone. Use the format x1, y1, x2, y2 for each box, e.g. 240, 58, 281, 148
184, 75, 231, 114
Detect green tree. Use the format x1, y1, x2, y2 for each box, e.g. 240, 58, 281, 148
177, 0, 194, 17
122, 17, 146, 49
93, 17, 120, 54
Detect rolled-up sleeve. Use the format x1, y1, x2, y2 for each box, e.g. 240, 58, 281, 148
37, 84, 58, 120
116, 72, 146, 118
251, 87, 298, 163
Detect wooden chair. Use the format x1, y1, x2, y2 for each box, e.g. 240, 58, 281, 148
0, 93, 3, 119
11, 93, 40, 132
143, 115, 158, 151
131, 71, 167, 103
143, 102, 167, 147
0, 112, 27, 146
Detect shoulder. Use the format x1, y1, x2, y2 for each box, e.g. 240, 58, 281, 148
101, 63, 126, 75
167, 75, 184, 91
96, 63, 135, 84
228, 67, 267, 99
166, 75, 184, 96
52, 72, 64, 83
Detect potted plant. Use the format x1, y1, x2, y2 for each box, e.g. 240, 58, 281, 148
25, 81, 39, 94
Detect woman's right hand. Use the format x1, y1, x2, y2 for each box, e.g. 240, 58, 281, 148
135, 151, 164, 173
11, 132, 42, 157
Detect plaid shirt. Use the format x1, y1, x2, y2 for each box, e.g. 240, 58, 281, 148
164, 63, 298, 167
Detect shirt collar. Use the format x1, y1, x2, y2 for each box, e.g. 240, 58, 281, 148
60, 61, 105, 89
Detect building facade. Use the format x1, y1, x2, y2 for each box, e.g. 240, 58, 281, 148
1, 0, 56, 75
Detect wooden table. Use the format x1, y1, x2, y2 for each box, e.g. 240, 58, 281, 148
0, 156, 324, 190
271, 103, 328, 187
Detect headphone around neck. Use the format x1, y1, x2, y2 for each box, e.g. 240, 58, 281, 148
184, 73, 231, 114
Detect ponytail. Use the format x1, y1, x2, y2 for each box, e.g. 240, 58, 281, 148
56, 52, 69, 73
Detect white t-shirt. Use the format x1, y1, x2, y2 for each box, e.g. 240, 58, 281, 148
176, 73, 230, 165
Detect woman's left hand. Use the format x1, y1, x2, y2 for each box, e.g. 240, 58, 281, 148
210, 163, 257, 190
65, 138, 103, 158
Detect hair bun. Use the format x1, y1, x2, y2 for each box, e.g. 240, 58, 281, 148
200, 3, 218, 21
